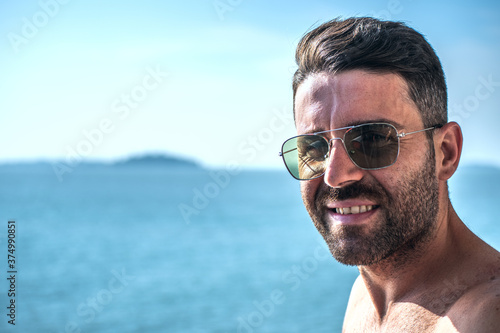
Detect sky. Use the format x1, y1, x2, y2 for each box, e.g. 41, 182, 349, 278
1, 0, 499, 169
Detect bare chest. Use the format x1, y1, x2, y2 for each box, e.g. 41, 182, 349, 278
343, 302, 458, 333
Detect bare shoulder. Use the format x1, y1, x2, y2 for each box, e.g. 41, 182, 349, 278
342, 275, 371, 331
444, 259, 500, 332
344, 275, 367, 311
348, 275, 366, 301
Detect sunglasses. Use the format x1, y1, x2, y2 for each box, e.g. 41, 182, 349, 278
279, 122, 442, 180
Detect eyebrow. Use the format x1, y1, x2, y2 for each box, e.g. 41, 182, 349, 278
345, 118, 404, 128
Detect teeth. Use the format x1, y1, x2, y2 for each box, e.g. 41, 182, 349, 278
335, 205, 375, 215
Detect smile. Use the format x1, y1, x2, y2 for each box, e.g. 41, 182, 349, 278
333, 205, 377, 215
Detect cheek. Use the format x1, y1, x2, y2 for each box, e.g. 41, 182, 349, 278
369, 149, 431, 196
367, 168, 402, 194
300, 179, 321, 206
383, 145, 428, 183
397, 140, 430, 170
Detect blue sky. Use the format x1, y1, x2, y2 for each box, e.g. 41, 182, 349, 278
1, 0, 499, 168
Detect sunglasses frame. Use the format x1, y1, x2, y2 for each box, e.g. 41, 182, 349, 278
279, 122, 443, 180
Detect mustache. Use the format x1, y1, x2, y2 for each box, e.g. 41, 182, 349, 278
315, 181, 389, 208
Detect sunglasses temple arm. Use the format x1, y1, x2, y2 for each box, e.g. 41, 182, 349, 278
398, 124, 443, 138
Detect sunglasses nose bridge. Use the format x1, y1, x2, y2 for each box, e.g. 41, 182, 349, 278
322, 136, 365, 187
326, 137, 347, 158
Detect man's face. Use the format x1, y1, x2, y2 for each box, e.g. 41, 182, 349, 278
294, 70, 439, 267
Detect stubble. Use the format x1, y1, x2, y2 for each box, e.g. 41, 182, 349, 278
303, 151, 439, 268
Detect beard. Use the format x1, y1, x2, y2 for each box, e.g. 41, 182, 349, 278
303, 150, 439, 267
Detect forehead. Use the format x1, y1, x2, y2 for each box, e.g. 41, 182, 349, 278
294, 70, 421, 134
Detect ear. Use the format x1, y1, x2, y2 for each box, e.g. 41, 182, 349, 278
435, 122, 463, 181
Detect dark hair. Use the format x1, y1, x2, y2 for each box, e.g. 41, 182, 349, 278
293, 17, 447, 129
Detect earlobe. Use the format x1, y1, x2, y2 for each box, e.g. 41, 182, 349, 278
436, 122, 463, 181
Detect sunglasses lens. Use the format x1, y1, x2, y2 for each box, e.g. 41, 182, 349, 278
281, 135, 329, 180
344, 123, 399, 169
281, 123, 401, 180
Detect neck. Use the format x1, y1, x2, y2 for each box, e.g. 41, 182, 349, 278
356, 201, 469, 319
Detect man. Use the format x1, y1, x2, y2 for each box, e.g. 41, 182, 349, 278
280, 17, 500, 332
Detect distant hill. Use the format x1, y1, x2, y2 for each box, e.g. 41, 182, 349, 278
113, 154, 200, 168
0, 154, 201, 169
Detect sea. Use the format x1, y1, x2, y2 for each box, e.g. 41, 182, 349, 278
0, 162, 498, 333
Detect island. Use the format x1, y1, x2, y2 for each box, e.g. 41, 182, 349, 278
113, 153, 201, 169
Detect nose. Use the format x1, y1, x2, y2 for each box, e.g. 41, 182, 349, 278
323, 138, 364, 188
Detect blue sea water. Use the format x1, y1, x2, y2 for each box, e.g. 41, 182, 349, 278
0, 163, 498, 332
